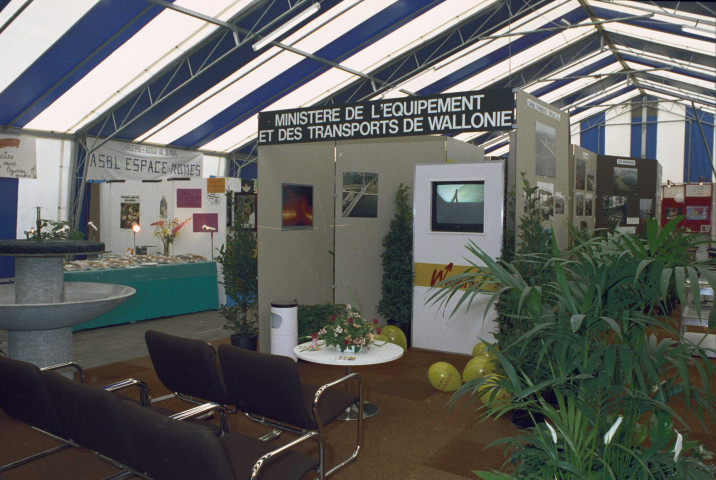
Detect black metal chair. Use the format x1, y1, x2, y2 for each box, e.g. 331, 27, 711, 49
145, 329, 232, 409
0, 357, 83, 473
41, 368, 149, 479
217, 344, 362, 477
117, 400, 325, 480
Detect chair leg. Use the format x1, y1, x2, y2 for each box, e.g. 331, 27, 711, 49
325, 399, 362, 478
258, 428, 283, 442
0, 444, 72, 473
101, 470, 137, 480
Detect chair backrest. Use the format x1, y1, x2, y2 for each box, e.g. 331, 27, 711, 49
145, 330, 229, 404
117, 400, 234, 480
217, 344, 315, 429
41, 371, 140, 471
0, 356, 67, 438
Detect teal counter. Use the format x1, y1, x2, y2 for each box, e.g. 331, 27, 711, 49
65, 261, 219, 331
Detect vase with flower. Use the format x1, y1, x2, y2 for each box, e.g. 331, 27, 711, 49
317, 304, 379, 353
150, 217, 191, 256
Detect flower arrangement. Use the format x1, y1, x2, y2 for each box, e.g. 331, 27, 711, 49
150, 217, 191, 256
317, 305, 379, 353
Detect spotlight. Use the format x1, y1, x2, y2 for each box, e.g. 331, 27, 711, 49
132, 223, 140, 253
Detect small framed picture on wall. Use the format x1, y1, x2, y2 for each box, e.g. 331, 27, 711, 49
281, 183, 313, 230
234, 192, 257, 230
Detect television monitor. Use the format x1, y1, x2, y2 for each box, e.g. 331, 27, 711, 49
431, 180, 485, 233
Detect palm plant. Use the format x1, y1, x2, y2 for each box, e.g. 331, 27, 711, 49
431, 217, 716, 478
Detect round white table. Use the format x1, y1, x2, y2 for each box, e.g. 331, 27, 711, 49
294, 340, 404, 419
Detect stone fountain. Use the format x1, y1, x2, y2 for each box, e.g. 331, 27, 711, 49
0, 235, 135, 367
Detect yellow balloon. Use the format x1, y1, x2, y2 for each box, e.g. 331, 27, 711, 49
373, 333, 390, 343
477, 374, 510, 407
380, 325, 408, 351
428, 362, 462, 392
462, 356, 495, 383
472, 341, 497, 361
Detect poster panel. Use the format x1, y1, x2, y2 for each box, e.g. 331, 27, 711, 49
1, 134, 36, 178
120, 196, 140, 229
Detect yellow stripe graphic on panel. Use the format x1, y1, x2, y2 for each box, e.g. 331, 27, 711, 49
413, 262, 497, 291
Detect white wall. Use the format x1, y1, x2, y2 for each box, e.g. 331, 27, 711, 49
657, 102, 687, 184
604, 104, 632, 157
16, 137, 73, 237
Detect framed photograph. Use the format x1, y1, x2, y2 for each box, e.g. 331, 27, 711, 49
575, 159, 586, 190
226, 193, 232, 226
241, 178, 256, 193
535, 121, 557, 178
120, 196, 140, 229
282, 184, 313, 229
554, 192, 565, 215
639, 199, 654, 220
613, 167, 638, 195
603, 195, 628, 224
234, 192, 257, 230
586, 169, 595, 191
342, 172, 378, 217
686, 205, 709, 221
664, 206, 681, 219
538, 182, 554, 220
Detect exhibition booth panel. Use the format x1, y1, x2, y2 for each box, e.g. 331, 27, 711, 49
66, 261, 219, 331
510, 90, 571, 250
412, 161, 504, 355
257, 136, 485, 353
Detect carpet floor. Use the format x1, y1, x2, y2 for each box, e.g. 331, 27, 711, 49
1, 339, 714, 480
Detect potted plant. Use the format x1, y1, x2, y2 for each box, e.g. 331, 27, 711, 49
216, 190, 258, 350
432, 217, 716, 478
378, 183, 413, 345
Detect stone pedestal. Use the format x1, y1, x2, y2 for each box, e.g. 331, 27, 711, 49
0, 240, 135, 368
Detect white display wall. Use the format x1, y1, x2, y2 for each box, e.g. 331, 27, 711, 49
412, 162, 504, 355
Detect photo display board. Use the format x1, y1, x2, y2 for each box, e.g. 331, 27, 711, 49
595, 155, 661, 232
661, 183, 713, 233
257, 88, 514, 145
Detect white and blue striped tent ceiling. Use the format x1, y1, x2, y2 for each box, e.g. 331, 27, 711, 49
0, 0, 714, 159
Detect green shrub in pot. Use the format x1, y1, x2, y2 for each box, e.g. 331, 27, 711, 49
216, 190, 258, 348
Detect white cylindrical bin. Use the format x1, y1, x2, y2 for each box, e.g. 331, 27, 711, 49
270, 300, 298, 361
